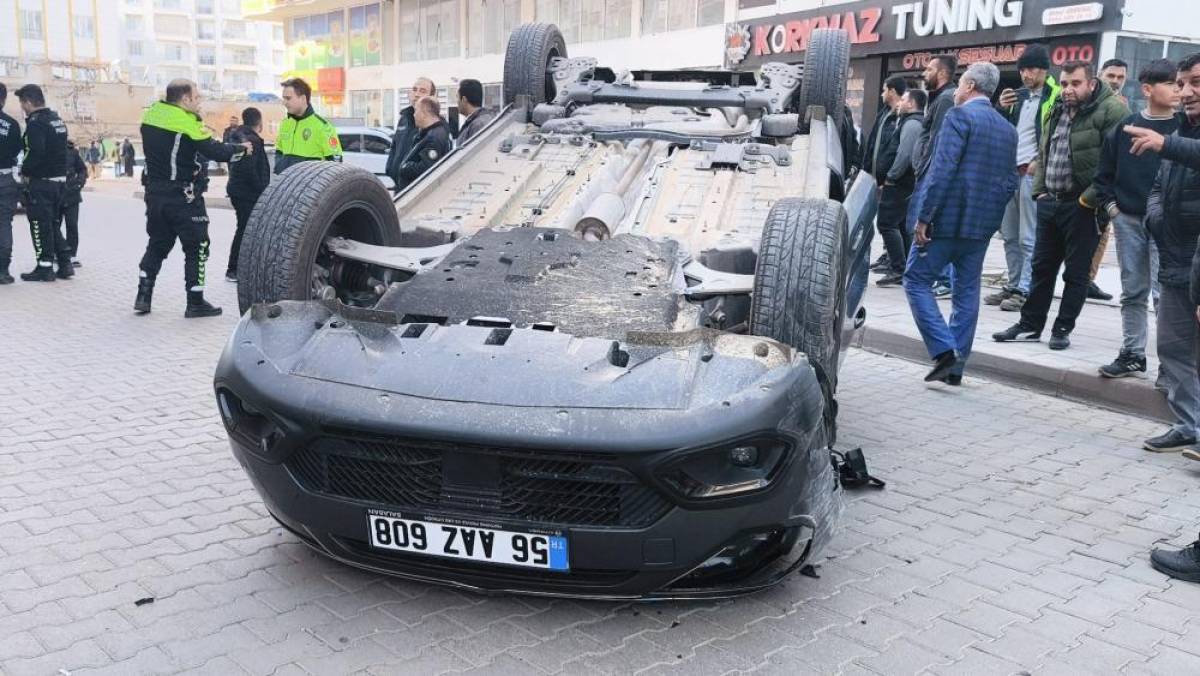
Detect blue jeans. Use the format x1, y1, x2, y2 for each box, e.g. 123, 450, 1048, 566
999, 174, 1036, 294
906, 178, 954, 288
903, 237, 990, 376
1112, 211, 1160, 358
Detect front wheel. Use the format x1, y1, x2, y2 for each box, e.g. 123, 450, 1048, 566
237, 162, 401, 314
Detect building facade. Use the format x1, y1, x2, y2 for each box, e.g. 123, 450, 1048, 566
242, 0, 733, 127
728, 0, 1200, 130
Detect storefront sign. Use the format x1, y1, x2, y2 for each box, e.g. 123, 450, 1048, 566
888, 35, 1099, 72
892, 0, 1023, 39
726, 0, 1122, 69
1042, 2, 1104, 26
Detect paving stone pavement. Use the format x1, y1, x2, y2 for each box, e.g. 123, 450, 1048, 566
2, 194, 1199, 676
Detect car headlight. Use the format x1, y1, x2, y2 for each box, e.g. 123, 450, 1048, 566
656, 434, 793, 500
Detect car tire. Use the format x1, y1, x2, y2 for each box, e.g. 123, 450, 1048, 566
749, 197, 847, 383
237, 162, 401, 314
503, 22, 568, 106
795, 28, 850, 130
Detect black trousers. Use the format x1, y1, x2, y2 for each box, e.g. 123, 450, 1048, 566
25, 179, 70, 266
227, 195, 257, 274
878, 184, 913, 274
139, 195, 211, 290
58, 200, 79, 258
1019, 197, 1102, 335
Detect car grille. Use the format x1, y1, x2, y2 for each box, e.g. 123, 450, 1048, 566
286, 432, 673, 528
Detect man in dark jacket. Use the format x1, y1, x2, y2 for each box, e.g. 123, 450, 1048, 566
58, 140, 87, 268
385, 77, 434, 191
0, 82, 21, 285
455, 79, 494, 146
135, 79, 251, 318
395, 96, 451, 192
1091, 59, 1181, 379
910, 54, 959, 297
876, 89, 925, 287
224, 106, 270, 282
989, 44, 1060, 311
15, 84, 72, 282
994, 61, 1129, 350
1123, 53, 1200, 453
863, 76, 906, 272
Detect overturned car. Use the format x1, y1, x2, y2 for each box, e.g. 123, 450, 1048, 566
214, 24, 877, 599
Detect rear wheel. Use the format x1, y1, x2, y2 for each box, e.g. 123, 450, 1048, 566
237, 162, 401, 314
503, 23, 568, 106
795, 28, 850, 129
749, 197, 847, 383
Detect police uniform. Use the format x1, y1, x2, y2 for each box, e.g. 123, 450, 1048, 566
20, 107, 71, 281
0, 107, 21, 284
396, 119, 451, 192
136, 101, 244, 316
274, 106, 341, 175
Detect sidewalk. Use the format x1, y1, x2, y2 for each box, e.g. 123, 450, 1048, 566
857, 233, 1175, 422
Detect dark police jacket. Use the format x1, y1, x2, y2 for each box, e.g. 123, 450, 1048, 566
140, 101, 242, 199
63, 145, 87, 206
1146, 118, 1200, 290
384, 106, 418, 184
396, 119, 451, 191
0, 110, 20, 171
226, 125, 270, 201
21, 108, 69, 179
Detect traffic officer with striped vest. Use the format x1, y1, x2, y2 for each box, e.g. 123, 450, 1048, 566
274, 78, 341, 174
135, 79, 252, 318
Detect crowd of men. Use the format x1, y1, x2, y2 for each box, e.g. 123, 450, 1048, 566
0, 74, 495, 312
859, 51, 1200, 582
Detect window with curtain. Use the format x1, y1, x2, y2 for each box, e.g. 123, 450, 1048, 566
537, 0, 629, 44
467, 0, 522, 58
642, 0, 723, 35
20, 9, 44, 39
399, 0, 461, 61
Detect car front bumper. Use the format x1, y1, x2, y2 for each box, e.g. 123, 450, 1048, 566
215, 301, 844, 599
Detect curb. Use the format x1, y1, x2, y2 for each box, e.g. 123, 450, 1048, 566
855, 325, 1174, 424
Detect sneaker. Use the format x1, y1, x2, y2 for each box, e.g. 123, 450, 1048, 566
1099, 351, 1147, 378
1150, 535, 1200, 583
999, 293, 1026, 312
869, 253, 891, 272
1048, 332, 1071, 350
876, 272, 903, 287
932, 281, 952, 300
1087, 281, 1113, 301
1183, 449, 1200, 462
984, 288, 1013, 306
993, 324, 1041, 342
1143, 428, 1197, 453
225, 271, 238, 283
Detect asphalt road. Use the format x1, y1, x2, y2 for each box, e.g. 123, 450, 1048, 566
1, 193, 1198, 675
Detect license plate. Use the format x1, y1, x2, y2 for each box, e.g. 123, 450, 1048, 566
366, 512, 569, 571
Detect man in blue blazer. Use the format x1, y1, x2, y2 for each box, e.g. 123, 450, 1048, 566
904, 62, 1019, 383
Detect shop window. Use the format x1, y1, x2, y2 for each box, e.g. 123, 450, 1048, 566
538, 0, 630, 44
642, 0, 723, 35
1116, 36, 1165, 113
399, 0, 460, 62
468, 0, 522, 57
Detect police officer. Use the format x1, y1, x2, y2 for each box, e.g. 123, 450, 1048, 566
385, 77, 434, 190
395, 96, 451, 192
135, 79, 252, 318
15, 84, 71, 282
59, 139, 87, 267
0, 83, 21, 285
274, 78, 341, 174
